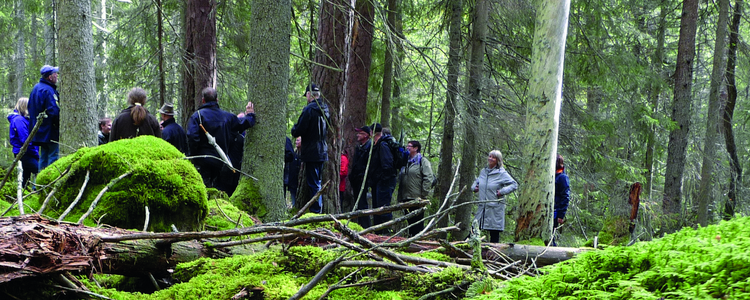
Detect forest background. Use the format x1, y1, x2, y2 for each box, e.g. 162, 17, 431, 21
0, 0, 748, 245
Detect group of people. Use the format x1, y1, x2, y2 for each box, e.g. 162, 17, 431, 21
9, 65, 256, 195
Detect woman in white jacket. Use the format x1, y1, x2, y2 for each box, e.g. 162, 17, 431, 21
472, 150, 518, 243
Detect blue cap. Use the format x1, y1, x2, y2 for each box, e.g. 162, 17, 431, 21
41, 65, 59, 77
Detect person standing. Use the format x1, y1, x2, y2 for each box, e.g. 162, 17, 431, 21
291, 83, 329, 213
351, 125, 372, 227
397, 140, 433, 236
110, 87, 162, 141
471, 150, 518, 243
158, 103, 188, 154
97, 118, 112, 145
28, 65, 60, 171
368, 123, 398, 232
554, 154, 570, 229
340, 151, 350, 212
8, 97, 39, 188
285, 136, 302, 207
187, 87, 256, 193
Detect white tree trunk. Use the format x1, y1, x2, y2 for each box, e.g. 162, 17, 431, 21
514, 0, 571, 242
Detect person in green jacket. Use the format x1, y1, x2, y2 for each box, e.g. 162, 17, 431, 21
397, 140, 434, 236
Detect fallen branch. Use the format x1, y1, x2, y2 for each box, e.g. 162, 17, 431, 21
78, 172, 131, 225
292, 181, 331, 219
58, 170, 90, 221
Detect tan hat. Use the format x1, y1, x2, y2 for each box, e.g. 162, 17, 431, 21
158, 103, 175, 115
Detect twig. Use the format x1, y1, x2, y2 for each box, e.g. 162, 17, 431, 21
214, 198, 241, 228
333, 218, 406, 265
182, 155, 258, 181
338, 261, 433, 273
292, 181, 331, 219
16, 161, 23, 215
148, 272, 160, 291
357, 206, 426, 235
37, 165, 73, 215
1, 201, 17, 217
207, 233, 298, 248
288, 254, 347, 300
50, 285, 113, 300
59, 170, 90, 221
143, 206, 150, 232
319, 277, 397, 299
78, 172, 132, 225
417, 286, 456, 300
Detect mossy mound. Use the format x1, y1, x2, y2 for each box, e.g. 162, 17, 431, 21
474, 216, 750, 299
34, 136, 207, 232
205, 198, 255, 231
82, 245, 472, 299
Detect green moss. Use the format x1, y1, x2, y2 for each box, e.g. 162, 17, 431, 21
33, 136, 207, 232
230, 177, 266, 217
204, 198, 255, 231
475, 216, 750, 299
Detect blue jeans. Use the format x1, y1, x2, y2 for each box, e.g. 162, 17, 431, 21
304, 161, 324, 213
371, 176, 396, 230
38, 143, 59, 171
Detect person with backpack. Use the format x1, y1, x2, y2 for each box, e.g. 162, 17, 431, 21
367, 123, 398, 233
397, 140, 433, 237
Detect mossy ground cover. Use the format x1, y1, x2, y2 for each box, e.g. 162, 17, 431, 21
472, 216, 750, 299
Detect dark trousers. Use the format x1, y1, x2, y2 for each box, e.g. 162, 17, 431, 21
489, 230, 501, 243
403, 203, 425, 237
351, 176, 370, 228
304, 161, 324, 213
18, 153, 39, 188
371, 176, 396, 232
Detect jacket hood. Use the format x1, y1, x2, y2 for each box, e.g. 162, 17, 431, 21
7, 110, 22, 122
308, 99, 330, 118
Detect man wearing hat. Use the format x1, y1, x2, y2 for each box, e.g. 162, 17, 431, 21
28, 65, 61, 171
159, 103, 188, 154
291, 83, 330, 213
351, 125, 373, 228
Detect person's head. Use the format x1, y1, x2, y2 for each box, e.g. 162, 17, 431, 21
128, 87, 148, 126
355, 126, 371, 144
304, 84, 320, 102
14, 97, 29, 116
382, 128, 392, 136
40, 65, 59, 84
99, 117, 112, 134
488, 150, 503, 169
158, 103, 175, 121
202, 87, 218, 103
407, 140, 421, 157
556, 154, 564, 170
295, 136, 302, 149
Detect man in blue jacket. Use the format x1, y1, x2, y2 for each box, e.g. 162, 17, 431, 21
291, 84, 330, 213
187, 87, 256, 193
554, 154, 570, 228
159, 103, 188, 154
28, 65, 60, 171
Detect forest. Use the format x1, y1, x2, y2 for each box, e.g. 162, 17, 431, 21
0, 0, 749, 298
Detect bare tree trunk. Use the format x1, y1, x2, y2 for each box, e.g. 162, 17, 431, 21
696, 0, 729, 226
644, 2, 668, 196
58, 0, 97, 152
234, 0, 291, 222
434, 0, 462, 239
14, 0, 26, 100
722, 0, 743, 220
157, 0, 166, 107
44, 0, 57, 65
180, 0, 216, 126
662, 0, 698, 231
514, 0, 570, 242
380, 0, 396, 128
454, 0, 488, 241
312, 0, 351, 213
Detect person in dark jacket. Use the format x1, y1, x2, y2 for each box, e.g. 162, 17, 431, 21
97, 118, 112, 145
187, 87, 256, 193
285, 136, 302, 207
28, 65, 60, 171
368, 123, 398, 232
351, 125, 372, 228
291, 83, 329, 213
554, 154, 570, 228
8, 97, 39, 188
471, 150, 518, 243
158, 103, 188, 154
110, 87, 162, 142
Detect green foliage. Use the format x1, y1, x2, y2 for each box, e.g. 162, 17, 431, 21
475, 216, 750, 299
33, 136, 207, 232
204, 197, 255, 231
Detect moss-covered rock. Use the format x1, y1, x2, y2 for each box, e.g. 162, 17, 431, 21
34, 136, 207, 232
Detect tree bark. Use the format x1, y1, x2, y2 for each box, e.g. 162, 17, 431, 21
180, 0, 217, 126
14, 0, 26, 100
157, 0, 166, 107
454, 0, 488, 241
380, 0, 396, 128
44, 0, 57, 65
514, 0, 571, 242
644, 2, 668, 197
434, 0, 462, 239
662, 0, 698, 230
58, 0, 98, 153
234, 0, 291, 222
312, 0, 351, 213
696, 0, 729, 226
722, 0, 743, 219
